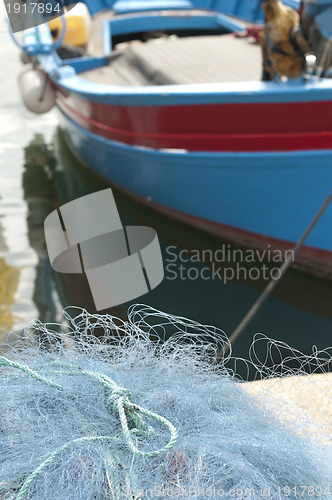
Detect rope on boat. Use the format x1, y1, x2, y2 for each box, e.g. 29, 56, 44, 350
216, 190, 332, 363
0, 356, 178, 500
6, 3, 67, 55
317, 36, 332, 79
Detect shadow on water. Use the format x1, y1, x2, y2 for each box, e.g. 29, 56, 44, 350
21, 128, 332, 377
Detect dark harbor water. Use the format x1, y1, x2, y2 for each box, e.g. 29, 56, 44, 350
0, 8, 331, 377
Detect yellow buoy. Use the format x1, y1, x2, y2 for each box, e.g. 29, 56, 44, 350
49, 2, 91, 48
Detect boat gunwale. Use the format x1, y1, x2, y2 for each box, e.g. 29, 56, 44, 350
49, 67, 332, 106
34, 5, 332, 106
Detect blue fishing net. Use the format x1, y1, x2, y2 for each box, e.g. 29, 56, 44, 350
0, 305, 331, 499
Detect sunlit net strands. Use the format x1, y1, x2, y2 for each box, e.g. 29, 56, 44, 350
0, 305, 331, 499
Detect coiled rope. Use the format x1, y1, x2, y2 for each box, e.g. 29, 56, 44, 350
0, 356, 178, 500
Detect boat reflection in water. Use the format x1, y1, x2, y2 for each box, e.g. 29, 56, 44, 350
23, 132, 125, 324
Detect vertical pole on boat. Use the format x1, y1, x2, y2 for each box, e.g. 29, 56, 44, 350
216, 191, 332, 363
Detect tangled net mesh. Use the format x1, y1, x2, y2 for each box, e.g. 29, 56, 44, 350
0, 305, 331, 499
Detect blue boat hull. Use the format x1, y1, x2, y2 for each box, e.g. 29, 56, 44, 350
59, 111, 332, 278
14, 0, 332, 277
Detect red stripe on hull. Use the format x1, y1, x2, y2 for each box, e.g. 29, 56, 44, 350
55, 89, 332, 152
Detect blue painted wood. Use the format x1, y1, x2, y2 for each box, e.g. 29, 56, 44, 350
103, 20, 112, 55
78, 0, 110, 15
215, 12, 247, 32
23, 28, 39, 56
36, 23, 54, 54
51, 62, 332, 106
62, 0, 301, 22
113, 0, 193, 14
283, 0, 300, 9
305, 0, 332, 4
59, 111, 332, 254
106, 13, 243, 37
316, 6, 332, 38
210, 0, 264, 23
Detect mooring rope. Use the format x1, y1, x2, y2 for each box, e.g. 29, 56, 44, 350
0, 356, 178, 499
216, 190, 332, 363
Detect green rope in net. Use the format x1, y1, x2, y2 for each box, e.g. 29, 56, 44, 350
0, 355, 178, 500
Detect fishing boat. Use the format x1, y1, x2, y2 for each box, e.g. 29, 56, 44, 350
12, 0, 332, 278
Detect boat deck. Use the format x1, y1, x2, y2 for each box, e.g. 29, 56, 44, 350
81, 34, 262, 86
